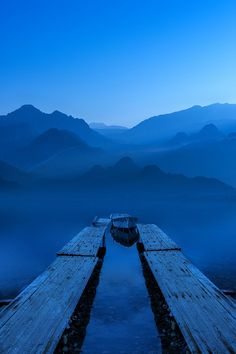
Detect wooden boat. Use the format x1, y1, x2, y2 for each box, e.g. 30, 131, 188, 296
110, 214, 139, 246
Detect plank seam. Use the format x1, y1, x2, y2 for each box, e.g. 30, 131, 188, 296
56, 253, 97, 257
144, 247, 182, 252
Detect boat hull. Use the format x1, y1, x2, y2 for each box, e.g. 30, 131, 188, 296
110, 226, 139, 247
112, 219, 137, 229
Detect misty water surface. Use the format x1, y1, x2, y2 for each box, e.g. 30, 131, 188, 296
0, 189, 236, 298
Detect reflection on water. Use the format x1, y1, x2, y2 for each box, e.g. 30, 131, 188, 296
81, 231, 161, 354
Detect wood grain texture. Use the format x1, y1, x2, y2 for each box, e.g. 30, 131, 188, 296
0, 256, 98, 354
57, 225, 106, 256
145, 250, 236, 353
138, 224, 180, 251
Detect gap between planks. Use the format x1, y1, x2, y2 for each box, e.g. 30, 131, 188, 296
144, 247, 182, 252
57, 252, 99, 257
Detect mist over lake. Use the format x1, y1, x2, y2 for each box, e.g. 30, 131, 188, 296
1, 183, 236, 298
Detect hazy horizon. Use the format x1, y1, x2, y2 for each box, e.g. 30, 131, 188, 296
2, 101, 236, 128
1, 0, 236, 126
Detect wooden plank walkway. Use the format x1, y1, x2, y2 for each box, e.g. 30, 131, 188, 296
1, 218, 236, 353
139, 224, 236, 353
57, 225, 106, 256
0, 224, 106, 354
137, 224, 180, 251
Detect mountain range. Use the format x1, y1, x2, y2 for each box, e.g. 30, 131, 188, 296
120, 103, 236, 144
1, 103, 236, 187
0, 105, 110, 149
6, 128, 102, 171
0, 105, 111, 171
0, 153, 233, 198
70, 157, 234, 197
167, 124, 224, 148
150, 132, 236, 187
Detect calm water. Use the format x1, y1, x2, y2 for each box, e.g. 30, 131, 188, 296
0, 191, 236, 300
81, 231, 161, 354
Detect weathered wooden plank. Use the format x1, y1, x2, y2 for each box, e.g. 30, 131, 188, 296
57, 225, 106, 256
0, 256, 98, 354
138, 224, 180, 251
145, 250, 236, 353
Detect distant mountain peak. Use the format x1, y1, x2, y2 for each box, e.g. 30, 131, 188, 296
114, 156, 138, 170
202, 123, 217, 128
20, 104, 39, 110
11, 104, 42, 116
116, 156, 134, 163
169, 123, 223, 148
197, 123, 223, 140
124, 103, 236, 144
31, 128, 87, 147
51, 110, 71, 119
0, 104, 110, 149
190, 104, 202, 110
142, 164, 164, 176
169, 132, 189, 146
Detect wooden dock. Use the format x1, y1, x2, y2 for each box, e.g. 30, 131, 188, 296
0, 217, 236, 353
0, 224, 107, 354
138, 224, 236, 353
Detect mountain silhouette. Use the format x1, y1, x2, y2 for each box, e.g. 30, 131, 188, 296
192, 124, 223, 141
7, 128, 94, 169
122, 103, 236, 144
30, 142, 104, 178
168, 124, 224, 147
112, 157, 139, 173
79, 157, 233, 196
169, 132, 189, 147
31, 128, 87, 150
149, 134, 236, 187
0, 105, 110, 148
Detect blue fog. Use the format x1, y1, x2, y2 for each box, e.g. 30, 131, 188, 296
1, 103, 236, 352
1, 190, 236, 298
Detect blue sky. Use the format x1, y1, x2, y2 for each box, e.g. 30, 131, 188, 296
0, 0, 236, 126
